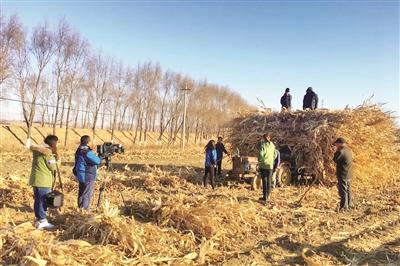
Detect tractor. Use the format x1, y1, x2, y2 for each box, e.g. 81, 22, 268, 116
225, 154, 291, 190
225, 146, 313, 189
225, 155, 258, 185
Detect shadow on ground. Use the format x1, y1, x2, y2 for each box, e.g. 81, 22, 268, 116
251, 217, 400, 265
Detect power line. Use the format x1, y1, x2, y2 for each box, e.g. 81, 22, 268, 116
0, 96, 114, 117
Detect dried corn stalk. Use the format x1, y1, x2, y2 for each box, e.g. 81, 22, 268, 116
227, 105, 400, 187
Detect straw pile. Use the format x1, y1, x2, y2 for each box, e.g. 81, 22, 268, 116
228, 104, 400, 187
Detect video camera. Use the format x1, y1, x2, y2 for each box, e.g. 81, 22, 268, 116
95, 142, 124, 210
97, 142, 124, 158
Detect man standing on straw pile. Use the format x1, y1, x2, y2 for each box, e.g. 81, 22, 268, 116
303, 87, 318, 110
333, 137, 353, 212
27, 135, 59, 230
258, 133, 278, 204
280, 88, 292, 111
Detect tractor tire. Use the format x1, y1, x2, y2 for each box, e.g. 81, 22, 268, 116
277, 163, 291, 186
251, 175, 262, 190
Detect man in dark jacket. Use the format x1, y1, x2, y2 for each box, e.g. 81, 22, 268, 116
333, 137, 353, 212
303, 87, 318, 110
74, 135, 102, 210
280, 88, 292, 111
215, 136, 229, 177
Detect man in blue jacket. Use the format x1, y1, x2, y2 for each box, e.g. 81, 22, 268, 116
74, 135, 102, 210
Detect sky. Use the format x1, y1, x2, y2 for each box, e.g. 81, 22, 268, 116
1, 0, 399, 115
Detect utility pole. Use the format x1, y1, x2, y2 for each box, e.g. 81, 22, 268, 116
181, 84, 190, 149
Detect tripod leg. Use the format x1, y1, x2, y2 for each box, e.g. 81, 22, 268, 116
96, 186, 105, 210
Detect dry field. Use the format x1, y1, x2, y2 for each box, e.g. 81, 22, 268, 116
1, 144, 400, 265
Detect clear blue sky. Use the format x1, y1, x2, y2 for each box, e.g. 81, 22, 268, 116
2, 0, 399, 114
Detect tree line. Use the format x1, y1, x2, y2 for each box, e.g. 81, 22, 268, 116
1, 14, 249, 146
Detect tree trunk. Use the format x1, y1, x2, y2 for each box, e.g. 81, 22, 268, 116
40, 111, 46, 127
168, 117, 175, 144
74, 108, 80, 128
139, 116, 143, 142
118, 105, 128, 130
152, 113, 156, 132
134, 111, 141, 144
53, 96, 61, 134
144, 116, 149, 143
64, 90, 74, 146
83, 110, 88, 128
129, 110, 135, 131
194, 120, 199, 143
47, 107, 53, 127
92, 105, 102, 141
60, 97, 66, 128
111, 107, 118, 141
101, 105, 105, 129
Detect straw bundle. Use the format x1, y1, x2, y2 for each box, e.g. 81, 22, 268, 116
227, 105, 400, 187
0, 220, 130, 265
0, 202, 199, 265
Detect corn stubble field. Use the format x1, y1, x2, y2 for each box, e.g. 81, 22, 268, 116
1, 128, 400, 265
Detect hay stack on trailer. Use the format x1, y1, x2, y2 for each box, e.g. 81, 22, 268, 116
227, 105, 400, 187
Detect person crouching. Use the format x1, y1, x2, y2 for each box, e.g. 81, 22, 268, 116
204, 140, 217, 189
73, 135, 102, 210
28, 135, 59, 230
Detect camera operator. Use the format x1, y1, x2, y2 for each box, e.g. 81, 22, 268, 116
73, 135, 102, 210
27, 135, 59, 230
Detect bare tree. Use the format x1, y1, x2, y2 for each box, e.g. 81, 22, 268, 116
37, 78, 53, 127
63, 31, 88, 145
0, 14, 24, 90
86, 53, 110, 140
110, 61, 128, 140
15, 22, 54, 139
52, 19, 71, 133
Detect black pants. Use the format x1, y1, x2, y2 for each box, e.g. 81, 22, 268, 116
216, 159, 223, 176
204, 165, 215, 189
338, 178, 352, 210
259, 168, 272, 200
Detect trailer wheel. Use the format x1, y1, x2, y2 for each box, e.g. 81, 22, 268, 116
278, 163, 292, 186
251, 175, 262, 190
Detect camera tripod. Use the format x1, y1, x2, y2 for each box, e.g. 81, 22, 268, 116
95, 156, 127, 211
96, 156, 111, 210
